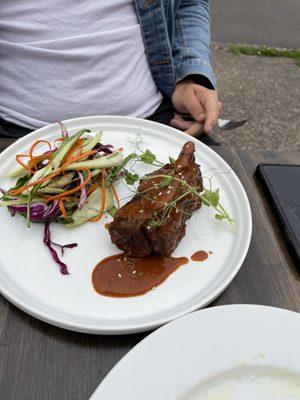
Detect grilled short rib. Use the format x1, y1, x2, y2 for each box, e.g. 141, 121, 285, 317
108, 141, 203, 257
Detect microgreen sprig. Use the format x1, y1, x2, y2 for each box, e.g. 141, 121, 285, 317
141, 174, 235, 231
105, 147, 165, 188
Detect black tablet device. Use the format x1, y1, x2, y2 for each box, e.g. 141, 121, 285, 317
256, 163, 300, 262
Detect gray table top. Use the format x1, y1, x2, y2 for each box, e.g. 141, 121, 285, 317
0, 139, 299, 400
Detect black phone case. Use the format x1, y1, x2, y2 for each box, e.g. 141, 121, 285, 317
256, 163, 300, 262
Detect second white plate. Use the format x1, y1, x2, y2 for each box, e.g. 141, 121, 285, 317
91, 305, 300, 399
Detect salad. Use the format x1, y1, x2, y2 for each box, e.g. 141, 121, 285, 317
1, 122, 124, 227
0, 122, 126, 273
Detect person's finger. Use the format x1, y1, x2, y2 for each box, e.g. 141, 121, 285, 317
173, 112, 189, 121
202, 96, 221, 134
185, 121, 204, 136
170, 116, 194, 131
182, 89, 205, 122
172, 113, 194, 126
198, 112, 206, 122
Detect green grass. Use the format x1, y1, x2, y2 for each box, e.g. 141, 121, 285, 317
228, 44, 300, 67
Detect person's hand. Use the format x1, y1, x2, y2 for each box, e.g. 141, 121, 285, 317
171, 80, 222, 136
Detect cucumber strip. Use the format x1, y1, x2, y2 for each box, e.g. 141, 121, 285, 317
65, 152, 123, 171
91, 169, 101, 177
44, 172, 75, 189
37, 187, 66, 194
82, 131, 103, 153
51, 129, 89, 170
6, 167, 28, 179
23, 131, 88, 194
0, 197, 45, 206
64, 187, 113, 228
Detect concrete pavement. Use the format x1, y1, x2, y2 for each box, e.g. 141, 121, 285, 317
211, 0, 300, 49
210, 45, 300, 151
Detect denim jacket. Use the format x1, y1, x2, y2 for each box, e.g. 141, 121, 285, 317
134, 0, 216, 97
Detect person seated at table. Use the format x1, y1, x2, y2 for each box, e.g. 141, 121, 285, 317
0, 0, 222, 139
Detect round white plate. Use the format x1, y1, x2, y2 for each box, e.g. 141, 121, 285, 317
90, 305, 300, 399
0, 116, 251, 334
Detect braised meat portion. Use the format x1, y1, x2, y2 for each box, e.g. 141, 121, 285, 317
108, 141, 203, 257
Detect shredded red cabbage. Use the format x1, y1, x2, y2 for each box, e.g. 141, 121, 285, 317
77, 171, 87, 209
43, 201, 61, 219
56, 120, 68, 138
87, 143, 114, 160
43, 222, 78, 275
100, 143, 114, 154
8, 202, 60, 222
36, 160, 50, 170
50, 241, 78, 256
93, 143, 114, 154
36, 148, 55, 170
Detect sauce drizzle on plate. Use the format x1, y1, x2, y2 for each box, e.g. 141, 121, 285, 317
92, 254, 188, 298
191, 250, 209, 262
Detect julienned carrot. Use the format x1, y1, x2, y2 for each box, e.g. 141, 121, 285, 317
16, 151, 52, 175
45, 169, 92, 203
87, 183, 99, 195
9, 148, 97, 196
68, 149, 98, 163
101, 170, 107, 211
110, 183, 120, 209
9, 168, 64, 196
59, 199, 68, 218
16, 154, 33, 173
10, 132, 121, 198
89, 170, 106, 222
28, 152, 52, 170
29, 140, 52, 166
54, 137, 65, 147
64, 139, 83, 163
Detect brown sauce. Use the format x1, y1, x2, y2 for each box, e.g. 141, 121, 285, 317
191, 250, 209, 262
104, 223, 109, 230
92, 254, 188, 298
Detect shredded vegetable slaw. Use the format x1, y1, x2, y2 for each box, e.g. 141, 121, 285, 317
0, 122, 125, 273
1, 122, 124, 227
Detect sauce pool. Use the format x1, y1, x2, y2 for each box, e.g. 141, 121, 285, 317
92, 254, 188, 298
191, 250, 209, 262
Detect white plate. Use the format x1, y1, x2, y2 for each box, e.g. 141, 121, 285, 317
0, 116, 251, 334
90, 305, 300, 399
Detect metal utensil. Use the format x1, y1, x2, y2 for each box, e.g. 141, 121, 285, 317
177, 114, 250, 131
217, 118, 250, 131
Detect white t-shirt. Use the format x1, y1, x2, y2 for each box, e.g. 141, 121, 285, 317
0, 0, 163, 129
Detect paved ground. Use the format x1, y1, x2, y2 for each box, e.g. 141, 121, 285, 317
210, 44, 300, 151
211, 0, 300, 49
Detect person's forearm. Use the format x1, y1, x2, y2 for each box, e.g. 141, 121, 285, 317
173, 0, 216, 89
